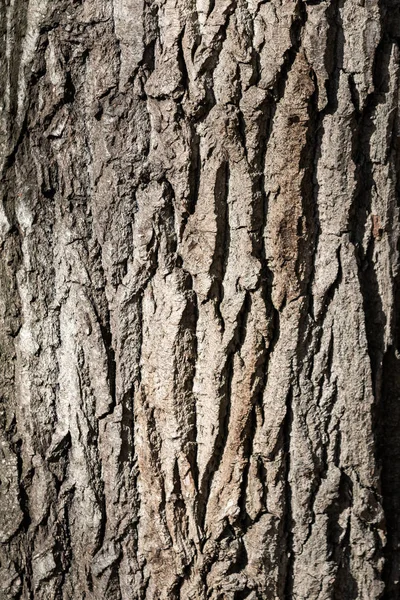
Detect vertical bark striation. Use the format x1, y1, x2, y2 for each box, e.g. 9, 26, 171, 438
0, 0, 399, 598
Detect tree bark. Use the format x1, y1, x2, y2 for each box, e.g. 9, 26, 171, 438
1, 0, 399, 598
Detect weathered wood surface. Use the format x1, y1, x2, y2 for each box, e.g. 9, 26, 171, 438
0, 1, 400, 598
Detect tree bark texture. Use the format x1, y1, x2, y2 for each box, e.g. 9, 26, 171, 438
1, 0, 400, 598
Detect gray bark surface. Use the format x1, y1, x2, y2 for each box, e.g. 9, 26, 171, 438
0, 0, 400, 598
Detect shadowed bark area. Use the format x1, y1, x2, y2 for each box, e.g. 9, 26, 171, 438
0, 1, 399, 599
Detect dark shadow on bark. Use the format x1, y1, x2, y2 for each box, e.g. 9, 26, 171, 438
346, 4, 400, 591
281, 387, 294, 600
378, 6, 400, 596
381, 348, 400, 599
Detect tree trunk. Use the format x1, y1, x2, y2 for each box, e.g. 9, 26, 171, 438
1, 1, 399, 598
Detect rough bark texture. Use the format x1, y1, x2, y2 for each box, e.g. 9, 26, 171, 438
1, 0, 400, 598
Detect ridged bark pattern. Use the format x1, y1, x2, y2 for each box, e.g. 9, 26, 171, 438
0, 1, 400, 598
